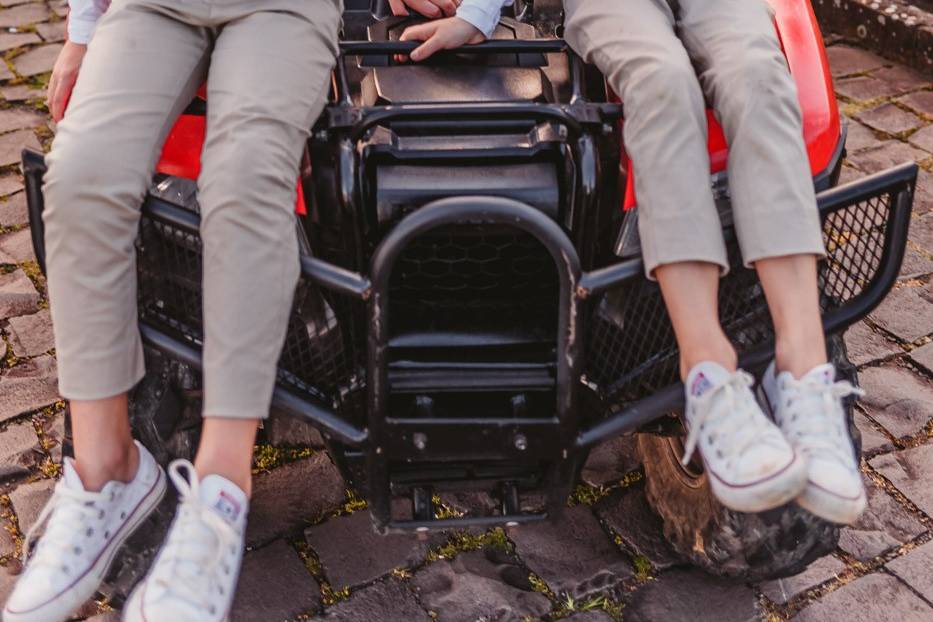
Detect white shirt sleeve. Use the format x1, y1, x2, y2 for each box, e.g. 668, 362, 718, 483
67, 0, 111, 44
457, 0, 514, 39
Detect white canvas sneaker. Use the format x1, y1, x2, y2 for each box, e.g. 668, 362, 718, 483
123, 460, 248, 622
683, 362, 808, 513
3, 442, 166, 622
760, 362, 867, 524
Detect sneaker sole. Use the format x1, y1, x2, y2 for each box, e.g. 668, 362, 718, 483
706, 452, 810, 513
797, 481, 868, 525
3, 467, 167, 622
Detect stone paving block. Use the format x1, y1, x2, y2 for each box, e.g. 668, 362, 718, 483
0, 567, 17, 608
581, 435, 640, 488
411, 549, 552, 622
856, 103, 924, 135
0, 3, 49, 28
0, 176, 22, 197
838, 477, 925, 561
0, 32, 39, 53
871, 65, 929, 96
886, 540, 933, 601
869, 280, 933, 343
9, 477, 54, 533
13, 44, 62, 77
0, 85, 42, 102
261, 415, 323, 449
759, 554, 846, 605
84, 613, 120, 622
510, 504, 632, 599
245, 453, 345, 547
0, 355, 59, 422
314, 579, 431, 622
41, 413, 65, 463
793, 572, 933, 622
0, 228, 35, 264
825, 45, 887, 77
625, 568, 758, 622
0, 131, 41, 169
854, 411, 894, 455
0, 108, 45, 134
847, 140, 929, 174
0, 192, 27, 227
8, 309, 54, 357
844, 322, 900, 367
231, 540, 320, 622
909, 124, 933, 153
870, 443, 933, 516
0, 268, 39, 320
594, 485, 680, 572
856, 364, 933, 439
564, 612, 612, 622
0, 516, 15, 558
835, 76, 899, 102
910, 341, 933, 373
304, 510, 439, 589
35, 21, 65, 43
899, 91, 933, 117
843, 118, 882, 153
0, 420, 40, 481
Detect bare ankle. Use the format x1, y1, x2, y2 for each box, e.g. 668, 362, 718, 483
74, 440, 139, 491
679, 342, 738, 380
775, 335, 827, 378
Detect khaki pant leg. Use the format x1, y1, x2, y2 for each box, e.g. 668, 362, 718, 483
43, 0, 210, 400
563, 0, 729, 279
677, 0, 826, 267
196, 0, 341, 419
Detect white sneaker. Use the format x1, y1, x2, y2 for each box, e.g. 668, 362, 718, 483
683, 362, 808, 513
3, 442, 166, 622
760, 362, 867, 524
123, 460, 247, 622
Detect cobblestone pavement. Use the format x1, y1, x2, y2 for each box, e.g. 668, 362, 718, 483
0, 2, 931, 621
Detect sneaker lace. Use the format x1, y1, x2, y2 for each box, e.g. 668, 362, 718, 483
21, 482, 108, 572
151, 460, 238, 613
780, 375, 864, 464
681, 370, 780, 467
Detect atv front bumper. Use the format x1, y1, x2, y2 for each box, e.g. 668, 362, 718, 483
22, 147, 917, 531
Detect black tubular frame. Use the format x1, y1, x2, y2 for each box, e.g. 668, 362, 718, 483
18, 36, 919, 532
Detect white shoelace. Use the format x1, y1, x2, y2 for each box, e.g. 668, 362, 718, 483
149, 461, 239, 615
681, 370, 782, 467
778, 375, 864, 464
22, 483, 110, 572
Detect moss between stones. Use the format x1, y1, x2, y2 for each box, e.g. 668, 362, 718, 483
250, 444, 313, 474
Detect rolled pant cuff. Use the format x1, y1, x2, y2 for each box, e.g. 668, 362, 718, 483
736, 209, 826, 270
57, 361, 146, 402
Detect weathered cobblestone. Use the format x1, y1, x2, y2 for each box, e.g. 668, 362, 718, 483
625, 568, 759, 622
581, 436, 640, 488
854, 411, 895, 455
0, 269, 39, 321
0, 228, 35, 265
856, 103, 924, 135
898, 90, 933, 117
0, 3, 48, 27
794, 573, 933, 621
13, 43, 62, 77
8, 309, 54, 357
843, 119, 882, 154
847, 140, 929, 175
231, 540, 320, 622
0, 176, 23, 197
870, 443, 933, 516
857, 364, 933, 438
0, 192, 28, 227
411, 549, 551, 622
0, 420, 40, 481
838, 478, 926, 561
843, 322, 900, 367
594, 486, 680, 572
314, 579, 431, 622
304, 510, 439, 589
910, 341, 933, 373
0, 130, 40, 169
9, 477, 54, 533
0, 108, 45, 134
246, 453, 345, 547
0, 32, 40, 53
758, 554, 846, 605
886, 540, 933, 602
868, 280, 933, 343
825, 45, 887, 76
510, 504, 632, 600
909, 125, 933, 153
0, 355, 59, 422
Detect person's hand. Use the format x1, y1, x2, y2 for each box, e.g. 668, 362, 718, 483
48, 40, 87, 123
400, 17, 485, 61
388, 0, 461, 18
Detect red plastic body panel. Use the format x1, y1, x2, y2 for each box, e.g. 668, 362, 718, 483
155, 96, 307, 216
622, 0, 840, 210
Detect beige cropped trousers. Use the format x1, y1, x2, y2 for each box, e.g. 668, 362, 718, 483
563, 0, 826, 278
43, 0, 342, 418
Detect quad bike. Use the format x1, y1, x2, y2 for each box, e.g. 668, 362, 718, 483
22, 0, 917, 582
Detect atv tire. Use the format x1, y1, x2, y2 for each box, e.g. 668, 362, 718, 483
636, 335, 859, 581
